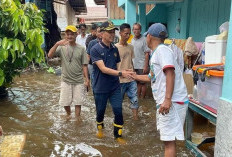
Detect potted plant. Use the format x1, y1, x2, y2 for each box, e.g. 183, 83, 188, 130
0, 0, 47, 98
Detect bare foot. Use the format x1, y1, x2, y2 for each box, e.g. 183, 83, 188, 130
60, 115, 72, 121
133, 116, 139, 121
75, 116, 82, 124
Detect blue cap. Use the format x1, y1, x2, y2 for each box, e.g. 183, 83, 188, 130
144, 23, 168, 39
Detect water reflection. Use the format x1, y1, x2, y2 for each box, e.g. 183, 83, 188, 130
0, 70, 194, 156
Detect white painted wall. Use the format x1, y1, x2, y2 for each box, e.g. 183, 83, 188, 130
215, 99, 232, 156
54, 2, 76, 31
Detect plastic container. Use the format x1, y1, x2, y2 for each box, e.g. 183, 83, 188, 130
193, 64, 224, 111
191, 132, 203, 144
205, 35, 227, 64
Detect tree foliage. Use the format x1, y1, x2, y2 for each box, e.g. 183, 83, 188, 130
0, 0, 47, 86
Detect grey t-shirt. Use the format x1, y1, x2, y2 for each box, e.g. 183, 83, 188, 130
131, 35, 150, 69
55, 44, 88, 84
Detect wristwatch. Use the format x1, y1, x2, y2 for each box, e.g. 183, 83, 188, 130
118, 71, 122, 76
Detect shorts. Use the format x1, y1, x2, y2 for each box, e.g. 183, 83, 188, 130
135, 69, 146, 84
156, 102, 188, 141
59, 81, 86, 106
121, 81, 139, 109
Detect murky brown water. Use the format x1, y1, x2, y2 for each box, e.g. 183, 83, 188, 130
0, 70, 205, 157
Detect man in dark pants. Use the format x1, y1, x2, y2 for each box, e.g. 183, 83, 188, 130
90, 21, 133, 144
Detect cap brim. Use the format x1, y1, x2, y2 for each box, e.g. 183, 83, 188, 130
143, 32, 148, 37
65, 29, 77, 33
102, 27, 119, 31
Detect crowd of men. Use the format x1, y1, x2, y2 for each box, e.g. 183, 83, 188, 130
48, 21, 188, 157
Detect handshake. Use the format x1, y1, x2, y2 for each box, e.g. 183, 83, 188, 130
121, 69, 137, 80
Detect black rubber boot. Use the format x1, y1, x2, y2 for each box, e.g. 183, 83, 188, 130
114, 123, 126, 144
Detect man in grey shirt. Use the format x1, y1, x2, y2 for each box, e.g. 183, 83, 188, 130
48, 25, 89, 120
131, 23, 150, 99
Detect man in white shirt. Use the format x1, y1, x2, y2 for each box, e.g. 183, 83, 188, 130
76, 23, 88, 49
133, 23, 188, 157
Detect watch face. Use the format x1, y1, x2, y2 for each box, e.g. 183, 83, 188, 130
119, 72, 122, 76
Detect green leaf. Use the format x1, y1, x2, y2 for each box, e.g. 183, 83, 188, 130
10, 49, 16, 63
0, 38, 2, 47
2, 49, 8, 60
30, 30, 36, 42
0, 48, 8, 60
0, 68, 4, 86
28, 42, 32, 50
13, 39, 19, 51
19, 40, 24, 53
7, 41, 13, 50
36, 34, 44, 47
25, 16, 30, 29
2, 37, 8, 50
0, 57, 3, 64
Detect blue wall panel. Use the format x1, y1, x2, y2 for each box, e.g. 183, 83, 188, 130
165, 0, 230, 41
188, 0, 230, 42
166, 0, 190, 39
146, 4, 167, 30
167, 3, 182, 39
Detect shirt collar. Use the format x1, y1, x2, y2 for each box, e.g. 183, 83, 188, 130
99, 41, 115, 49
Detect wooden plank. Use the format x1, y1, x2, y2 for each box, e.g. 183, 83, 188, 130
186, 140, 207, 157
110, 0, 115, 19
115, 0, 120, 19
0, 134, 26, 157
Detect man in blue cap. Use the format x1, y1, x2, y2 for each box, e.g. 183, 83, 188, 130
90, 21, 134, 143
133, 23, 188, 156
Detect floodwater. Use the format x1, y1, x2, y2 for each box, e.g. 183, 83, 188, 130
0, 70, 213, 157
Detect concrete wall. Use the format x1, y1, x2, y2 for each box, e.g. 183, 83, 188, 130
54, 2, 76, 31
215, 1, 232, 155
215, 99, 232, 156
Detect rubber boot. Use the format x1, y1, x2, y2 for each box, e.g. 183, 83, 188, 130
96, 122, 104, 138
114, 123, 126, 144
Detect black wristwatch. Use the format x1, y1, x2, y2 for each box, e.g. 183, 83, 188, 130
118, 71, 122, 76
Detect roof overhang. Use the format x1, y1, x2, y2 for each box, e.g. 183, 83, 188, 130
94, 0, 105, 5
135, 0, 184, 4
69, 0, 87, 15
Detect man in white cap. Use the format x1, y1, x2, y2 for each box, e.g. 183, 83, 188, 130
133, 23, 188, 157
48, 25, 89, 120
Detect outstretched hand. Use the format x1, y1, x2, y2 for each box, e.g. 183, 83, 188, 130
121, 70, 135, 80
